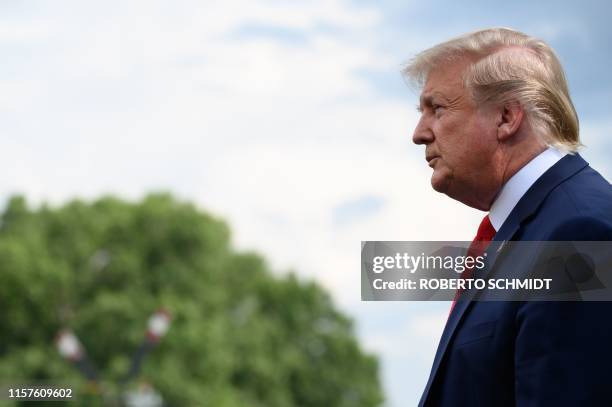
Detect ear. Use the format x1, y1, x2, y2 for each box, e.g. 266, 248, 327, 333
497, 101, 524, 142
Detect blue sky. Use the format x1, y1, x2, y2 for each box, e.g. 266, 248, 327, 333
1, 1, 611, 406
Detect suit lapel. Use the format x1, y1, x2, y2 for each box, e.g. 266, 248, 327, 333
419, 154, 588, 406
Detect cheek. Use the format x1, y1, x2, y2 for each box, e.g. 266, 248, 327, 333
460, 124, 497, 170
433, 121, 469, 163
469, 122, 497, 154
435, 120, 493, 172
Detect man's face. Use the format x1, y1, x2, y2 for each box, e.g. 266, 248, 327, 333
412, 58, 500, 210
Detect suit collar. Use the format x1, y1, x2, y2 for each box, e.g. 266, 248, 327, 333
419, 153, 589, 407
493, 153, 588, 243
489, 147, 566, 231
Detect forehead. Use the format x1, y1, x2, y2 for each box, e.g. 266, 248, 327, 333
420, 59, 471, 101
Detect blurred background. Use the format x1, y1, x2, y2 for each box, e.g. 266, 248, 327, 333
1, 0, 611, 405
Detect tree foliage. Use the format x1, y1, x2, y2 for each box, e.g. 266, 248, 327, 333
0, 194, 383, 406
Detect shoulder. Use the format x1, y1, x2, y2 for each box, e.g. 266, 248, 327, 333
521, 163, 612, 240
547, 215, 612, 240
555, 164, 612, 215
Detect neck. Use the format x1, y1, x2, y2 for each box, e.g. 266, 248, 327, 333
500, 143, 547, 185
485, 135, 547, 210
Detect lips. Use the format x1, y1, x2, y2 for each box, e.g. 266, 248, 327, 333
426, 155, 439, 167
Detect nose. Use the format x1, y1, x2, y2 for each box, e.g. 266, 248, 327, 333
412, 115, 434, 145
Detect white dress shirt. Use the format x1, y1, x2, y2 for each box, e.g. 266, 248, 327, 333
488, 147, 567, 232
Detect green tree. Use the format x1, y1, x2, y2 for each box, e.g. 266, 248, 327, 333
0, 194, 383, 406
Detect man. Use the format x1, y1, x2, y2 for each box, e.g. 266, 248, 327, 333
405, 28, 612, 406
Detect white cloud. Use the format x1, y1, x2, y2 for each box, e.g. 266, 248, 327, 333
9, 3, 594, 407
357, 303, 448, 406
362, 308, 447, 359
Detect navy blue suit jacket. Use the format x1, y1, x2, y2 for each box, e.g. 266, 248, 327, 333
419, 154, 612, 407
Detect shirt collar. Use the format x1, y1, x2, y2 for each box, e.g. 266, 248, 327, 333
488, 147, 567, 231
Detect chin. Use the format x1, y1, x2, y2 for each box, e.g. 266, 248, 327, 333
443, 187, 490, 211
430, 172, 450, 193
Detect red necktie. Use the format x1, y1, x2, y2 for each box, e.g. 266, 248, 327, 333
449, 215, 496, 314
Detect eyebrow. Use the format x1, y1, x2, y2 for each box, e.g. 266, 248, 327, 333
419, 91, 448, 107
417, 91, 460, 112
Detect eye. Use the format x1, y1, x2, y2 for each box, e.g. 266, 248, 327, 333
432, 104, 445, 116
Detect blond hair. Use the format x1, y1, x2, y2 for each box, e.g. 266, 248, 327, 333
403, 28, 580, 151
